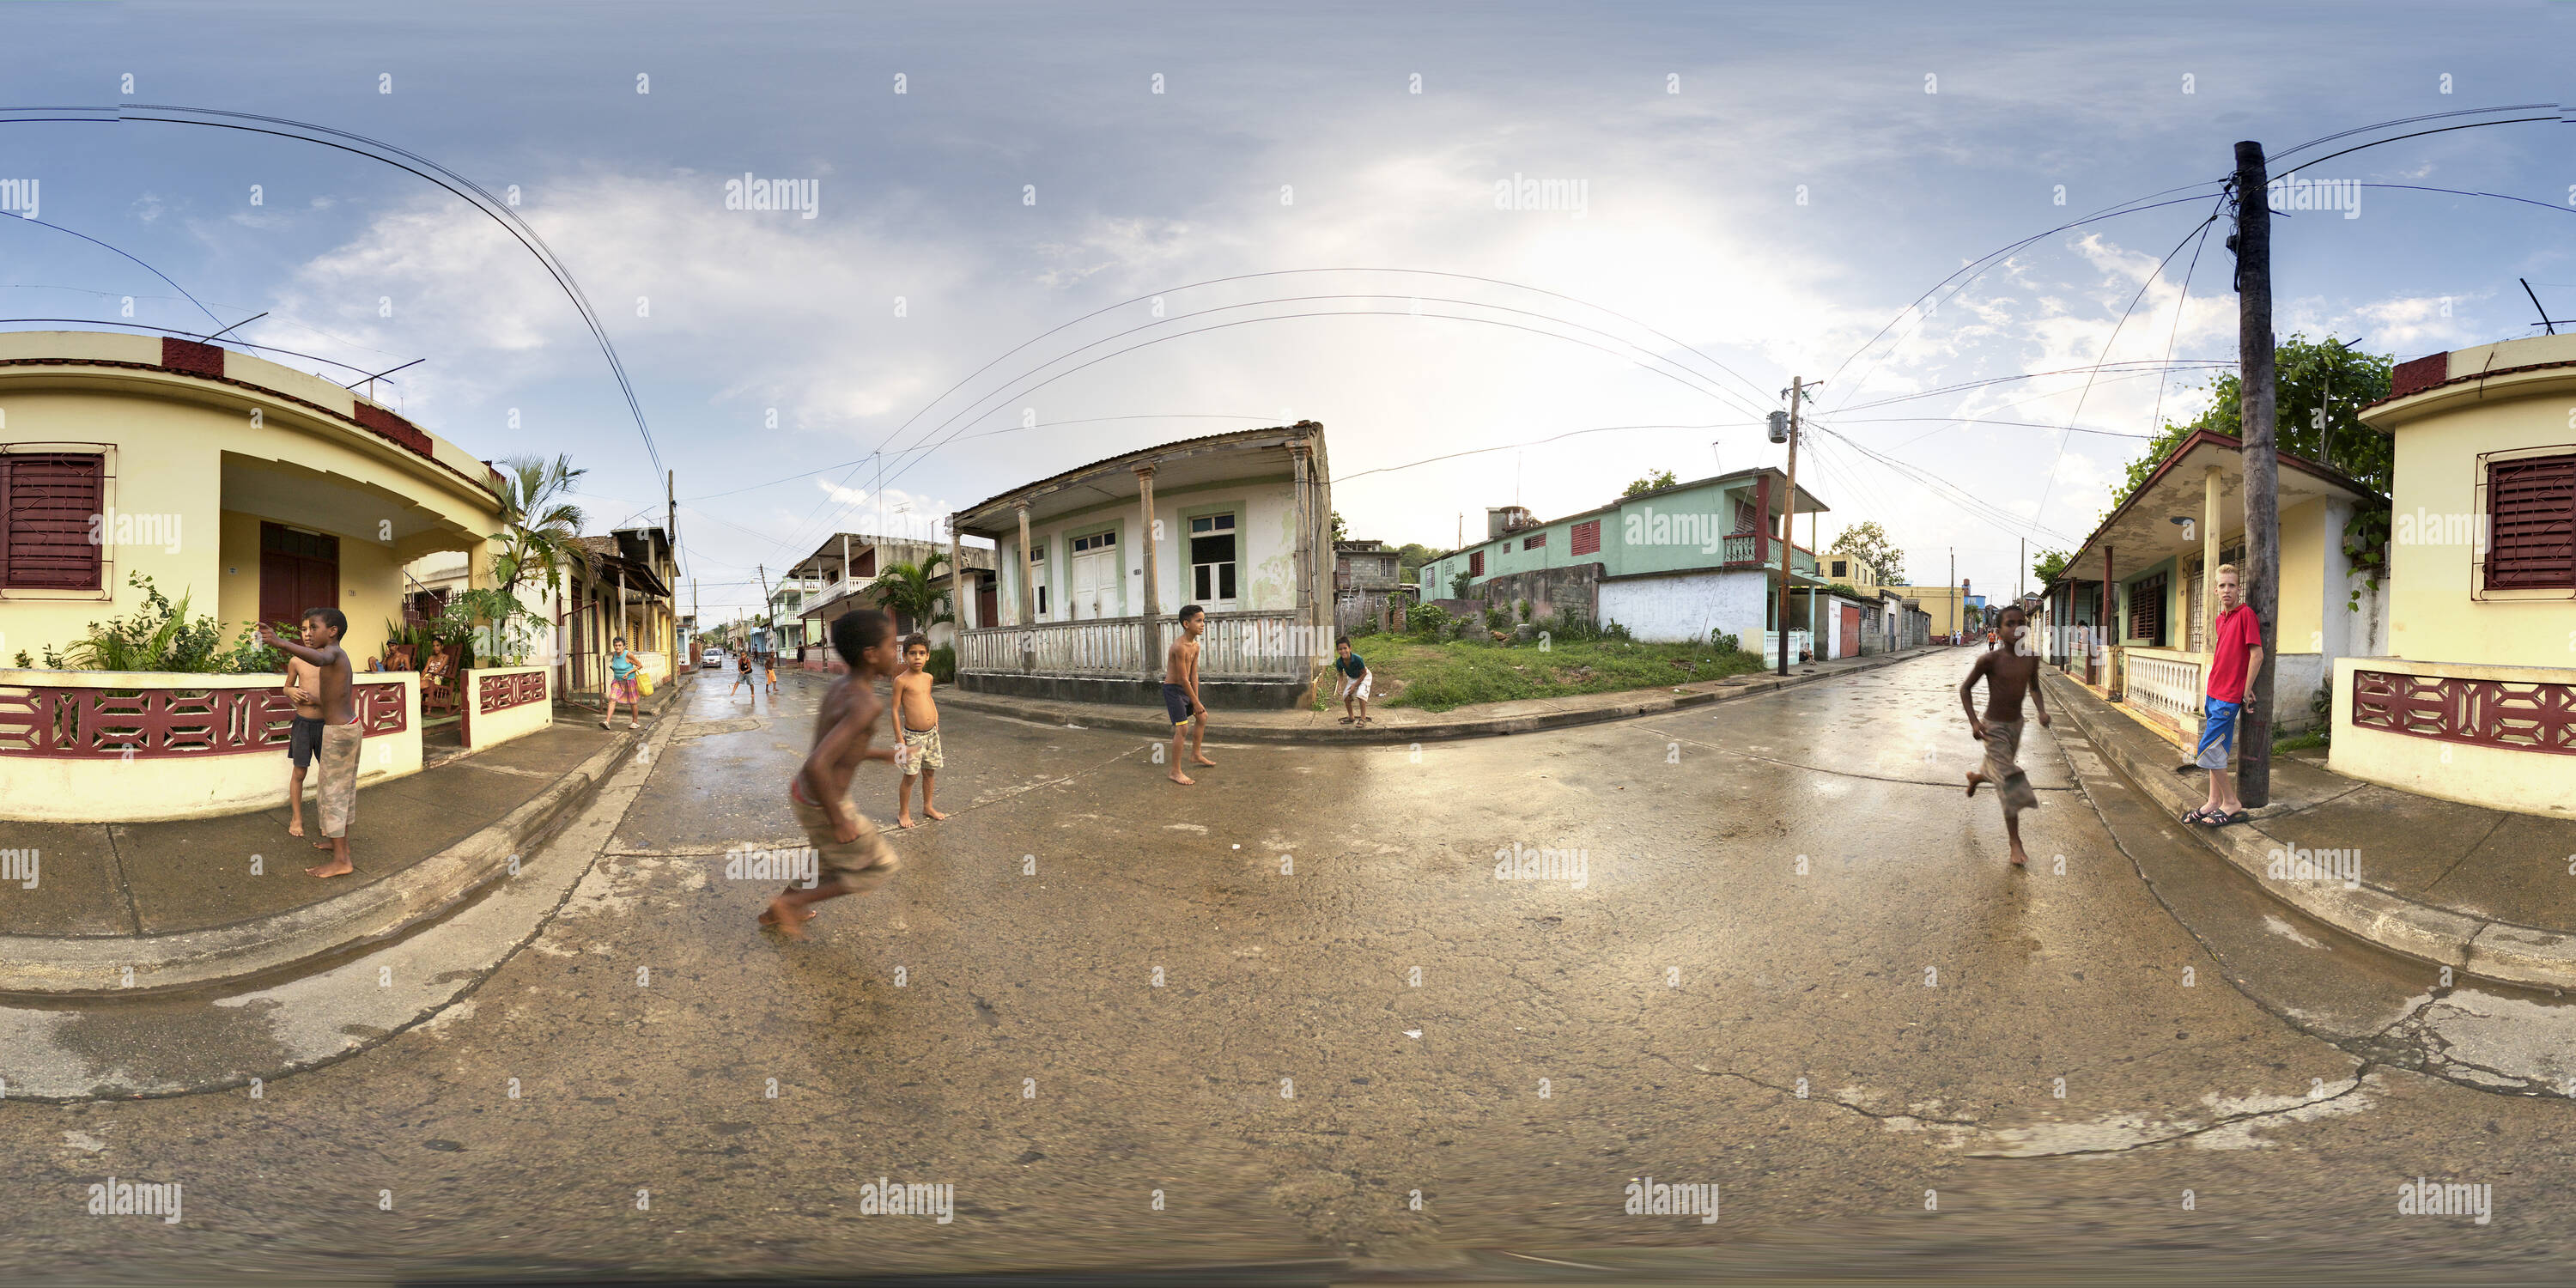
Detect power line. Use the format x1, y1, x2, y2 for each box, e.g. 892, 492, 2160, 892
681, 414, 1281, 501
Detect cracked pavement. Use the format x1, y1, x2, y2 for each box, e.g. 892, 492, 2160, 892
4, 653, 2573, 1283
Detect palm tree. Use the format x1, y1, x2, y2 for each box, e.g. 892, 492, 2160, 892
866, 552, 954, 636
489, 454, 590, 597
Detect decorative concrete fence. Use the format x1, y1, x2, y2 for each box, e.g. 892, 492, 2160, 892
2332, 656, 2576, 817
0, 669, 421, 823
2120, 646, 2207, 742
459, 665, 551, 750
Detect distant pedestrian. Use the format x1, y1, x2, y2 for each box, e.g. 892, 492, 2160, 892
1163, 605, 1216, 785
258, 609, 362, 879
762, 610, 906, 940
1958, 604, 2047, 868
1333, 636, 1373, 725
891, 635, 949, 828
2186, 564, 2264, 828
765, 651, 781, 696
281, 647, 324, 839
602, 636, 642, 730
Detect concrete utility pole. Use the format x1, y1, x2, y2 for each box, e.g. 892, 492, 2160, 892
1775, 377, 1807, 676
1949, 548, 1955, 642
2233, 139, 2280, 807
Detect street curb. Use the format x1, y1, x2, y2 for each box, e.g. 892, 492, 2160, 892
0, 691, 683, 999
2041, 670, 2576, 991
939, 647, 1944, 744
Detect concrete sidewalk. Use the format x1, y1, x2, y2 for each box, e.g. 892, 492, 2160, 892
937, 646, 1946, 743
2042, 668, 2576, 988
0, 677, 690, 997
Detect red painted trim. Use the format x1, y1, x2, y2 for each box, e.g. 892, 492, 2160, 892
354, 403, 434, 458
2388, 352, 2448, 400
2368, 354, 2576, 411
159, 337, 225, 379
0, 356, 498, 500
0, 679, 410, 759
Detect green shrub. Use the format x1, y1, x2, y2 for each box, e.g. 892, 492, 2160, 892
1406, 604, 1452, 637
1708, 629, 1741, 654
64, 574, 273, 673
1601, 619, 1633, 643
929, 643, 957, 684
1483, 605, 1511, 633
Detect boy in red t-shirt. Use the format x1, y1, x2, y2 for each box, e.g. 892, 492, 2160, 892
2190, 564, 2265, 826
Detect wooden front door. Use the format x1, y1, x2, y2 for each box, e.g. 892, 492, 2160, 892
258, 523, 339, 630
1839, 605, 1860, 658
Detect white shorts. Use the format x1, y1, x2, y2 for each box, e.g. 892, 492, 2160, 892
1339, 672, 1372, 701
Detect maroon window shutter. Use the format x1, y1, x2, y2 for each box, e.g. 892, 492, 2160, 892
1571, 520, 1601, 556
1, 453, 106, 590
2488, 455, 2576, 589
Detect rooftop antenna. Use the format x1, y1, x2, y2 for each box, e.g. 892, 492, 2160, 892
201, 310, 267, 342
2520, 278, 2558, 335
344, 356, 422, 401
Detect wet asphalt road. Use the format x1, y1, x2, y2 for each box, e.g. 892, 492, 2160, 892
5, 653, 2573, 1284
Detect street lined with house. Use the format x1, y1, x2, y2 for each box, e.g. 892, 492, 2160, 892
4, 11, 2575, 1278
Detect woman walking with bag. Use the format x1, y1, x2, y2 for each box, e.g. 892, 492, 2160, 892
604, 636, 642, 730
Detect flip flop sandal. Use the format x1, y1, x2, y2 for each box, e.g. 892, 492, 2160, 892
2212, 810, 2250, 827
1339, 716, 1356, 724
2180, 807, 2215, 825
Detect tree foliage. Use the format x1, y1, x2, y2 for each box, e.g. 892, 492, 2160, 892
868, 551, 956, 631
2111, 334, 2392, 512
2032, 548, 2074, 586
1622, 469, 1679, 498
1826, 519, 1905, 584
488, 454, 591, 598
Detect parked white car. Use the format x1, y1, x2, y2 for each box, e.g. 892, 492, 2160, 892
702, 647, 728, 670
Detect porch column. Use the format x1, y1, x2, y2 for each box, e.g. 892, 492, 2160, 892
1290, 444, 1315, 660
1753, 473, 1772, 567
2202, 465, 2221, 656
2101, 544, 2115, 693
948, 519, 965, 630
1015, 502, 1036, 625
1135, 464, 1159, 677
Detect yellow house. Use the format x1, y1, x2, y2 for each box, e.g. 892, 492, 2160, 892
2336, 333, 2576, 817
1830, 561, 1977, 642
0, 330, 506, 665
2038, 428, 2385, 741
0, 330, 508, 821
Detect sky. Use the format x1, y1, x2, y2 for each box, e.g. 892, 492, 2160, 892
2, 0, 2570, 623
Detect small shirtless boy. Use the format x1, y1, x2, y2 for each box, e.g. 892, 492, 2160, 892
762, 610, 905, 941
282, 646, 325, 838
1958, 603, 2049, 867
892, 634, 948, 828
1163, 604, 1218, 786
258, 608, 363, 878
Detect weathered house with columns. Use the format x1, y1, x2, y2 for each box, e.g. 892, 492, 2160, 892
947, 423, 1334, 708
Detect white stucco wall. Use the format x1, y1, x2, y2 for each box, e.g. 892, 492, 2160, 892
992, 478, 1301, 622
1598, 570, 1771, 644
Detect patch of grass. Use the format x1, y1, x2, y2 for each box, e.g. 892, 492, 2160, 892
1366, 635, 1766, 712
2273, 728, 2330, 754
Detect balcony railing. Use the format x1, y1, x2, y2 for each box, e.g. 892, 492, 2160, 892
2121, 647, 2205, 736
959, 609, 1310, 680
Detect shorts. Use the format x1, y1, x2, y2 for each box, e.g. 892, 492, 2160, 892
289, 715, 325, 769
2196, 697, 2241, 770
1338, 671, 1372, 702
765, 667, 778, 683
900, 725, 944, 776
1979, 718, 2040, 819
317, 721, 364, 839
787, 785, 901, 892
1163, 683, 1199, 726
610, 676, 640, 703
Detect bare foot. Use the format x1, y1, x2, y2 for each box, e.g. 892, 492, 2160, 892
306, 856, 354, 878
313, 839, 338, 851
760, 893, 810, 940
2008, 847, 2029, 868
1170, 770, 1195, 786
287, 817, 305, 837
1965, 770, 1984, 798
924, 805, 950, 821
1190, 755, 1217, 767
896, 814, 916, 829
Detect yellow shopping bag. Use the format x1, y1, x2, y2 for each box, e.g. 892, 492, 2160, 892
636, 668, 657, 697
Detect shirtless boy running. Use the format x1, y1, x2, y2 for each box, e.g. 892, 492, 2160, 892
1958, 603, 2049, 867
762, 610, 906, 941
1163, 604, 1218, 786
892, 634, 948, 828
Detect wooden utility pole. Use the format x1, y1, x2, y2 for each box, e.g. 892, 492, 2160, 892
1775, 377, 1806, 676
2234, 139, 2280, 807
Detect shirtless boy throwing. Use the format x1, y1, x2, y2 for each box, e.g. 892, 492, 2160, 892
762, 610, 905, 940
1958, 603, 2049, 867
282, 647, 325, 838
258, 609, 362, 878
1163, 604, 1217, 786
892, 634, 948, 828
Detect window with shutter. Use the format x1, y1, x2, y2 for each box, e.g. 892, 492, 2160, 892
1468, 551, 1484, 576
1571, 519, 1601, 556
2487, 454, 2576, 590
0, 452, 106, 590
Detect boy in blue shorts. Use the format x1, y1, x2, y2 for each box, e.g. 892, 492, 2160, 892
1163, 604, 1216, 786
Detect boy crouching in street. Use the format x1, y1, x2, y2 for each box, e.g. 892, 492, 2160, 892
762, 610, 905, 941
1334, 635, 1373, 724
893, 634, 949, 828
1958, 603, 2047, 868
